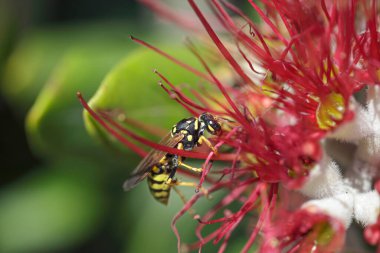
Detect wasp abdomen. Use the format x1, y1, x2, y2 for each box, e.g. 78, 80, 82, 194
147, 165, 172, 205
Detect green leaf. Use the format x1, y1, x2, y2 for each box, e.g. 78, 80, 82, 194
25, 44, 129, 159
84, 46, 205, 150
0, 159, 106, 253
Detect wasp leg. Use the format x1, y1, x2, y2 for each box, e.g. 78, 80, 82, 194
198, 136, 218, 154
172, 186, 188, 205
172, 186, 196, 215
172, 186, 197, 215
174, 143, 202, 173
164, 167, 177, 185
168, 181, 209, 197
179, 161, 203, 173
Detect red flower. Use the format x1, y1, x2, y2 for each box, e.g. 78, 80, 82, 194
79, 0, 380, 252
365, 218, 380, 246
261, 209, 345, 253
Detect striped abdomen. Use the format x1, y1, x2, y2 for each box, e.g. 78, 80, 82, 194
147, 165, 172, 205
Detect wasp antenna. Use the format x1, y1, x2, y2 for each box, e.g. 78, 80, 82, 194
218, 117, 235, 123
183, 36, 193, 46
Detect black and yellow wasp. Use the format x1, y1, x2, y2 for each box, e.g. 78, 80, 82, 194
123, 113, 222, 205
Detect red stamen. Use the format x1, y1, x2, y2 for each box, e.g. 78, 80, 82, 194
77, 92, 147, 158
171, 180, 230, 252
321, 0, 331, 22
188, 0, 255, 86
242, 184, 277, 253
192, 178, 259, 248
220, 0, 272, 58
130, 35, 214, 83
100, 109, 235, 161
100, 109, 167, 137
155, 70, 210, 113
197, 127, 239, 190
217, 231, 232, 253
139, 0, 200, 32
236, 42, 263, 75
158, 81, 199, 116
214, 184, 264, 243
187, 90, 226, 115
185, 39, 253, 129
248, 0, 288, 45
79, 92, 235, 161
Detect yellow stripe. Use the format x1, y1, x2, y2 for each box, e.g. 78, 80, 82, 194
149, 182, 171, 191
194, 118, 199, 130
158, 156, 167, 164
150, 183, 164, 190
151, 165, 160, 173
153, 191, 169, 197
151, 174, 169, 182
149, 173, 171, 191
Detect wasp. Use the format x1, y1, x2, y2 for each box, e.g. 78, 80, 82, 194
123, 113, 222, 205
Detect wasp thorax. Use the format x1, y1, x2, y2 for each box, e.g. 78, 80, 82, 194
199, 113, 221, 135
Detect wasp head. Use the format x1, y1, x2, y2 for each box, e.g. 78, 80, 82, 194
199, 113, 221, 135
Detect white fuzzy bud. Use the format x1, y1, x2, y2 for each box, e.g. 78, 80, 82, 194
327, 100, 373, 143
354, 190, 380, 227
356, 135, 380, 166
302, 193, 354, 228
300, 155, 346, 198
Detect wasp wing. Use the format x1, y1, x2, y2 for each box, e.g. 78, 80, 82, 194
123, 172, 150, 191
123, 132, 184, 191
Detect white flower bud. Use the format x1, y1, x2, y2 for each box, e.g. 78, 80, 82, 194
328, 100, 373, 143
302, 193, 354, 228
300, 155, 346, 198
354, 190, 380, 227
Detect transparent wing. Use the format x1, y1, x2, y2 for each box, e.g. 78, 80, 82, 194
123, 172, 150, 191
123, 132, 184, 191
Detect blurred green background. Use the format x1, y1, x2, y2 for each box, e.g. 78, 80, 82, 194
0, 0, 197, 253
0, 1, 251, 252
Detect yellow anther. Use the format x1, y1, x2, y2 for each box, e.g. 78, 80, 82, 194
316, 92, 345, 130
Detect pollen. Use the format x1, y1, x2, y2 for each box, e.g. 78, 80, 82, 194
316, 92, 345, 130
